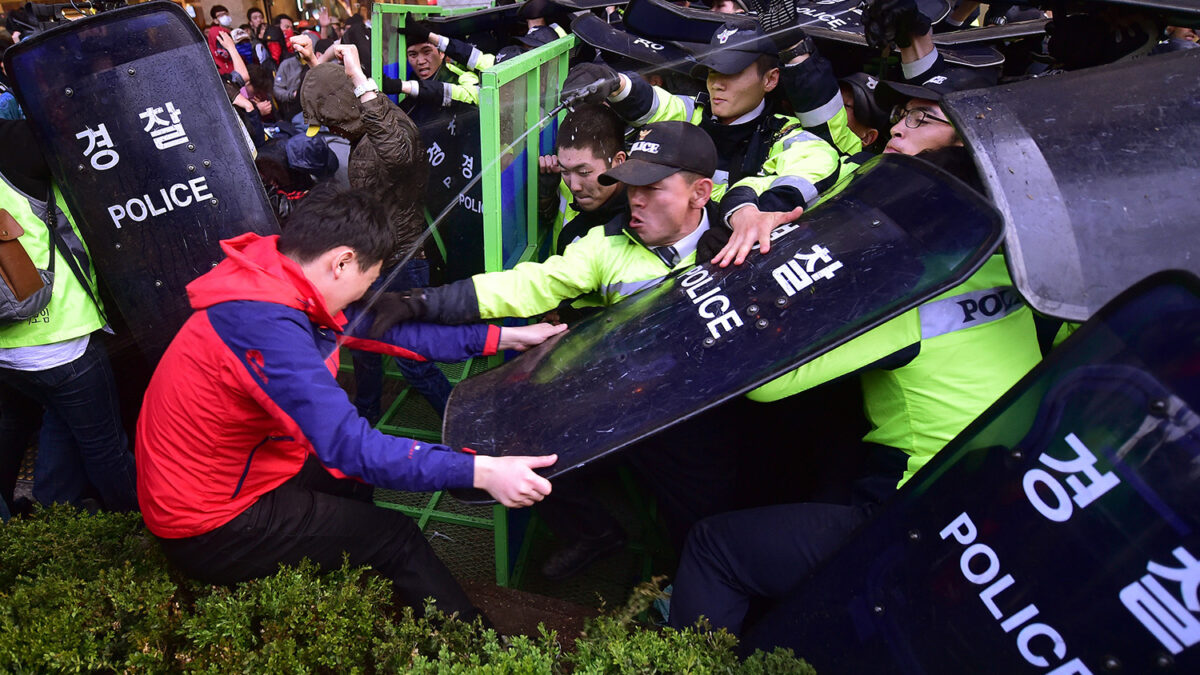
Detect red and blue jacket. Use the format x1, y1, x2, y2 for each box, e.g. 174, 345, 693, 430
136, 233, 500, 538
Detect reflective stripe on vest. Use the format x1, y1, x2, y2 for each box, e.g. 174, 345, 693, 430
603, 275, 667, 300
919, 286, 1025, 340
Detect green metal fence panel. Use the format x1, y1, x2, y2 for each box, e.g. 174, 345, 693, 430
363, 7, 572, 587
476, 34, 572, 272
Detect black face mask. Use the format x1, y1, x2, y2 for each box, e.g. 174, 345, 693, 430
0, 120, 52, 197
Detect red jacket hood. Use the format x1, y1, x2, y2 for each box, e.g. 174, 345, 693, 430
186, 233, 344, 329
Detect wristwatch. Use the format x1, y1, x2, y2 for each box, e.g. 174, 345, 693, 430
780, 35, 815, 62
353, 78, 379, 98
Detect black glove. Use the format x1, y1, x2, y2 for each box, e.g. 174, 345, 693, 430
696, 226, 732, 262
755, 0, 808, 54
560, 62, 620, 106
366, 291, 428, 339
863, 0, 932, 50
402, 20, 432, 46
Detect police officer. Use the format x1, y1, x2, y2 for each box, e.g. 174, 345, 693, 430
374, 121, 719, 325
561, 19, 841, 221
546, 104, 629, 256
711, 10, 993, 266
666, 150, 1043, 637
0, 120, 137, 513
369, 122, 745, 576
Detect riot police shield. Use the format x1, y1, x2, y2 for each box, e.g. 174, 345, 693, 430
445, 154, 1003, 502
571, 13, 700, 76
415, 108, 486, 283
4, 2, 278, 363
552, 0, 630, 8
425, 4, 523, 39
944, 48, 1200, 322
793, 0, 949, 34
742, 271, 1200, 673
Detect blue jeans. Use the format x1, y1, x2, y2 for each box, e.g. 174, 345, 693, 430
0, 336, 138, 512
352, 259, 453, 421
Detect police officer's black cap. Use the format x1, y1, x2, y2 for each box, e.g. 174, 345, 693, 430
517, 24, 561, 48
839, 72, 890, 132
695, 20, 775, 75
878, 67, 995, 109
599, 121, 716, 187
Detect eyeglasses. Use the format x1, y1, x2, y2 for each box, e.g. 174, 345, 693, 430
890, 106, 952, 129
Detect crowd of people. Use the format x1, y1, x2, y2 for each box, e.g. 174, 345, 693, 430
0, 0, 1195, 644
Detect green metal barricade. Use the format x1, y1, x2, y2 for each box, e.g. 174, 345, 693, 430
360, 3, 571, 587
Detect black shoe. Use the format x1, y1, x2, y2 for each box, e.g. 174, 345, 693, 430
540, 530, 626, 581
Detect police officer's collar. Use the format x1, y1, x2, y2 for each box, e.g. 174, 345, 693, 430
669, 208, 711, 262
712, 99, 765, 126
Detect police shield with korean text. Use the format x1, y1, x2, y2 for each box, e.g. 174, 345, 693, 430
4, 2, 279, 363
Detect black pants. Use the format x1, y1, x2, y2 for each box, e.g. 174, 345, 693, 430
159, 456, 478, 620
668, 445, 907, 637
536, 402, 743, 554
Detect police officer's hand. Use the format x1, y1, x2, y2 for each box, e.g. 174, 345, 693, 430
403, 20, 433, 46
366, 291, 429, 339
713, 204, 805, 267
473, 454, 556, 508
561, 62, 621, 106
757, 0, 808, 56
498, 322, 568, 352
863, 0, 932, 49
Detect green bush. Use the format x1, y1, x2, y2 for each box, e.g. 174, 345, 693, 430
0, 507, 813, 674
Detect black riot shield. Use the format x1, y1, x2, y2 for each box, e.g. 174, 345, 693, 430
785, 0, 1001, 67
931, 18, 1049, 45
944, 48, 1200, 323
416, 108, 486, 283
793, 0, 950, 36
4, 2, 279, 363
571, 13, 700, 76
552, 0, 630, 9
742, 271, 1200, 673
622, 0, 744, 44
445, 154, 1003, 502
425, 4, 523, 39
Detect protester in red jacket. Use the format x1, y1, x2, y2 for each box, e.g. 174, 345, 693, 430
137, 185, 563, 619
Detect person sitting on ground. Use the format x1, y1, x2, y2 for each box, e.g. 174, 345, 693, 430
136, 184, 564, 620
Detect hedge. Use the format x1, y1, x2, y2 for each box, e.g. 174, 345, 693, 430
0, 507, 814, 673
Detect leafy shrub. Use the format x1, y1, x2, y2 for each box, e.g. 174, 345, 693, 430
0, 507, 813, 673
